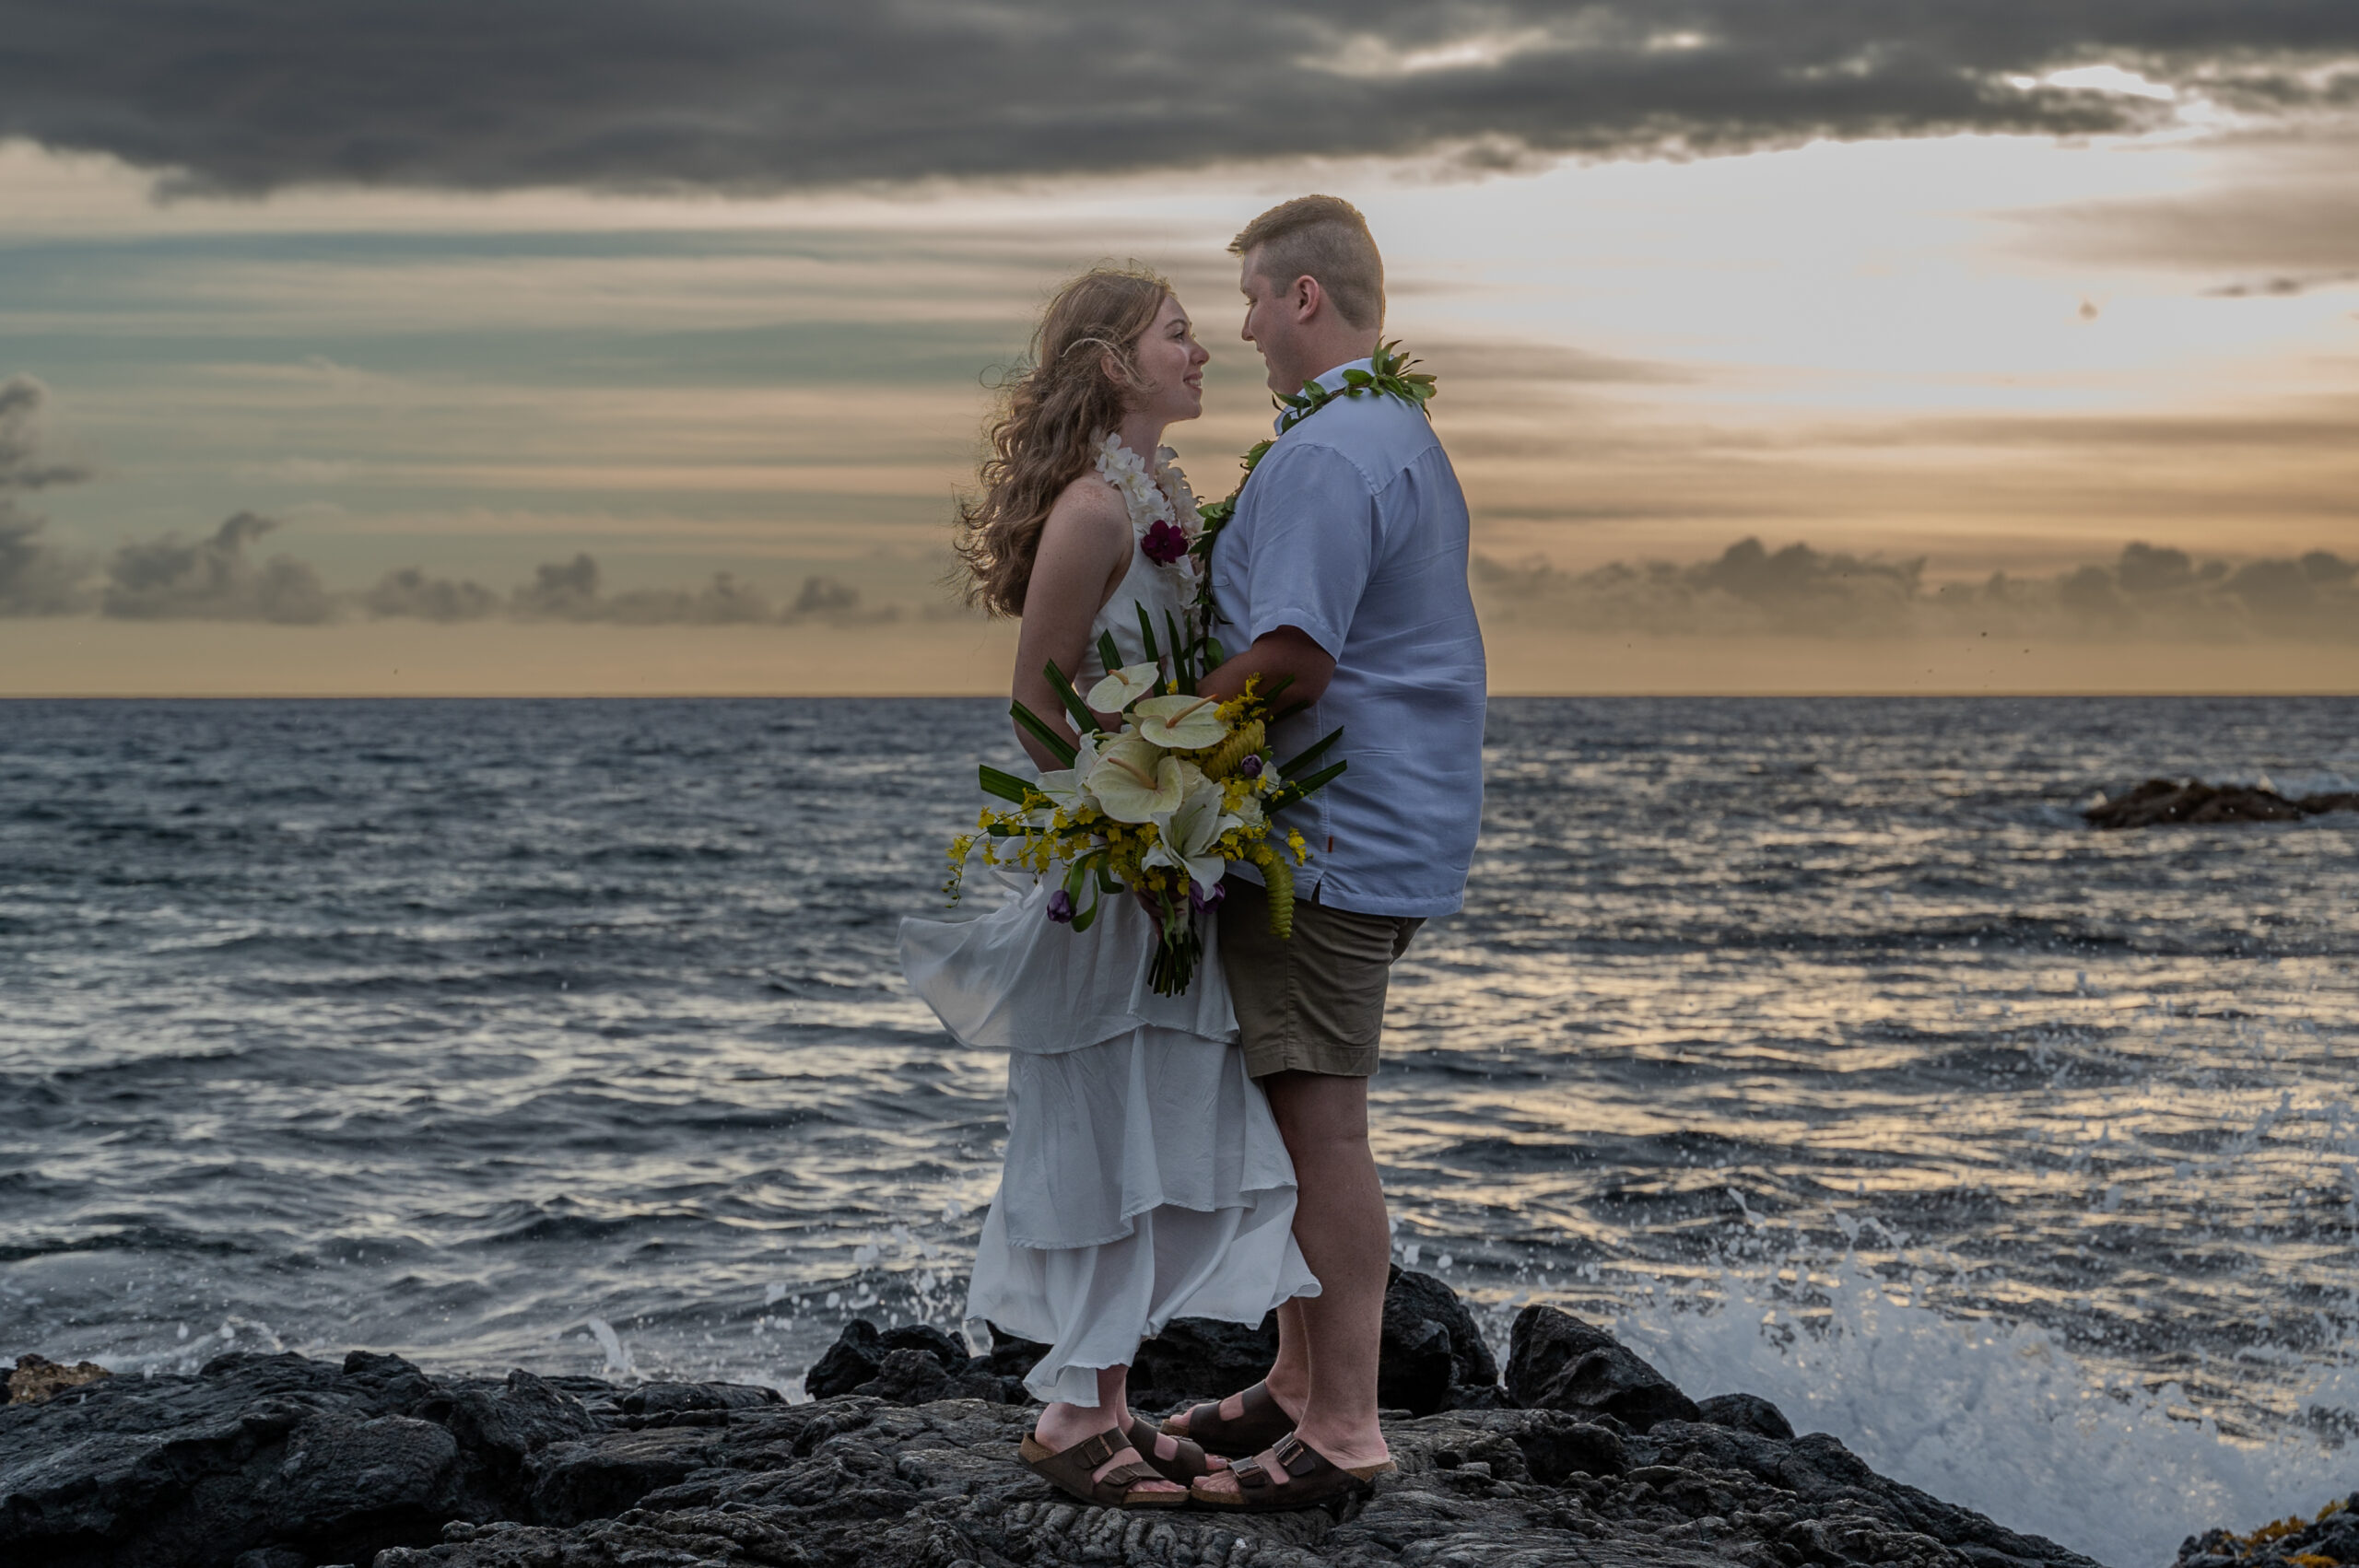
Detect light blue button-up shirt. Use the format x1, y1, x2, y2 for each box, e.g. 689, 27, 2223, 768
1209, 358, 1486, 918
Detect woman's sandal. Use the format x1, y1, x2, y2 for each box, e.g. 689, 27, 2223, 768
1017, 1427, 1186, 1510
1159, 1381, 1294, 1457
1119, 1409, 1216, 1483
1188, 1432, 1395, 1513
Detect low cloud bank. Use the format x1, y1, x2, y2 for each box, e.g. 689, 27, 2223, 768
0, 377, 94, 615
1476, 538, 2359, 642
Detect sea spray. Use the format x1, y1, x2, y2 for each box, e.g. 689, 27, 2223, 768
1609, 1256, 2354, 1568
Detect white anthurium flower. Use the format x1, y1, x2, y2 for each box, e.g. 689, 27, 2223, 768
1032, 766, 1097, 819
1133, 693, 1228, 750
1086, 661, 1162, 713
1087, 737, 1184, 823
1144, 779, 1234, 891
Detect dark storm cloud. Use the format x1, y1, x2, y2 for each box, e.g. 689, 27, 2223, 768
1475, 538, 2359, 641
4, 2, 2354, 193
0, 376, 94, 615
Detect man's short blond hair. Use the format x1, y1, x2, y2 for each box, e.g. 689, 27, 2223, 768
1230, 194, 1384, 332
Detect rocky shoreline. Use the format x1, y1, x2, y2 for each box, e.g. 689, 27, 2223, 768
1, 1272, 2341, 1568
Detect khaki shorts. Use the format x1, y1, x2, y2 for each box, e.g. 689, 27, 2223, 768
1217, 877, 1423, 1079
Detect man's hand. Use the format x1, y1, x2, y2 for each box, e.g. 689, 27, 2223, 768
1201, 626, 1336, 707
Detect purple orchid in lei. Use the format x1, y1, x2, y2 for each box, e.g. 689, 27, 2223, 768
1140, 520, 1190, 566
1189, 879, 1226, 913
1045, 889, 1076, 923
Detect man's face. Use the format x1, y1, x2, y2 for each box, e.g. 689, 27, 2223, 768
1237, 251, 1297, 393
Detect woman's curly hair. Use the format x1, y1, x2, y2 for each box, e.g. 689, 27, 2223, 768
953, 265, 1171, 617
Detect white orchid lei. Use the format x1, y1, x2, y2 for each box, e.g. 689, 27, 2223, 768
944, 629, 1344, 995
1093, 432, 1198, 572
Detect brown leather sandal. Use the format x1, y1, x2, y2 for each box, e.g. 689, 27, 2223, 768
1160, 1381, 1293, 1457
1120, 1408, 1215, 1482
1189, 1432, 1394, 1513
1017, 1427, 1186, 1510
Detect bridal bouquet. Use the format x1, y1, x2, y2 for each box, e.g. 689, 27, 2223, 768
945, 613, 1344, 996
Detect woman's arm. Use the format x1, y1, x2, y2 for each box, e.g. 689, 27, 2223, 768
1008, 482, 1134, 770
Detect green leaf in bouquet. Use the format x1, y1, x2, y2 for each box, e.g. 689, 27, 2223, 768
1278, 726, 1343, 778
1134, 603, 1161, 666
1270, 758, 1347, 809
979, 765, 1036, 804
1042, 660, 1099, 736
1097, 630, 1124, 680
1010, 699, 1077, 766
1165, 609, 1194, 693
1260, 673, 1296, 708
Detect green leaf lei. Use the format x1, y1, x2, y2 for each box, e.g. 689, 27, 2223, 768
1185, 340, 1437, 663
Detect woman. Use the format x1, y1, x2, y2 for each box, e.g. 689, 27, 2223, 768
899, 267, 1318, 1509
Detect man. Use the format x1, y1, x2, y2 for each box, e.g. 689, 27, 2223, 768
1174, 194, 1487, 1509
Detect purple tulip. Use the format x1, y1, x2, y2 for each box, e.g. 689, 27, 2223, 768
1189, 879, 1226, 912
1238, 754, 1263, 778
1045, 889, 1076, 923
1140, 521, 1190, 566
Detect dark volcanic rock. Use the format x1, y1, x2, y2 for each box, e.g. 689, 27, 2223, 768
1505, 1304, 1703, 1431
1696, 1389, 1797, 1440
0, 1350, 598, 1568
7, 1313, 2118, 1568
1380, 1265, 1505, 1416
2085, 778, 2359, 829
2176, 1491, 2359, 1566
803, 1321, 1023, 1407
1129, 1314, 1282, 1409
380, 1397, 2106, 1568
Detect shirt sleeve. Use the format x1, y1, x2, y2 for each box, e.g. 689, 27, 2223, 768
1236, 442, 1377, 659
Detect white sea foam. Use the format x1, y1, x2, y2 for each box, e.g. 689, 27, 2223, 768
1609, 1259, 2353, 1568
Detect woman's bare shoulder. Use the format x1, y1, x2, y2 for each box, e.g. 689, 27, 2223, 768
1040, 473, 1132, 552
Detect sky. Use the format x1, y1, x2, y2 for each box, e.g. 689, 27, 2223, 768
2, 1, 2355, 695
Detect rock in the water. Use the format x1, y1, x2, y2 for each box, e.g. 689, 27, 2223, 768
1504, 1305, 1702, 1431
2084, 778, 2359, 830
1696, 1389, 1797, 1440
6, 1355, 111, 1406
801, 1318, 888, 1399
1380, 1265, 1504, 1415
257, 1412, 460, 1549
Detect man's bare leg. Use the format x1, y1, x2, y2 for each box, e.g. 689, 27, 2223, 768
1193, 1069, 1390, 1496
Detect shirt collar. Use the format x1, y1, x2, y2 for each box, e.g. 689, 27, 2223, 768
1309, 357, 1375, 393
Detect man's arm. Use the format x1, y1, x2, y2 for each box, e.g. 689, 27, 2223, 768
1200, 626, 1335, 706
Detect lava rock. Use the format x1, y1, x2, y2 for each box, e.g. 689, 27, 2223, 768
1504, 1305, 1702, 1431
257, 1412, 460, 1554
6, 1355, 111, 1406
1379, 1265, 1504, 1415
1, 1349, 608, 1568
381, 1396, 2106, 1568
2175, 1492, 2359, 1566
1696, 1389, 1797, 1440
2085, 778, 2359, 830
1128, 1314, 1282, 1409
802, 1319, 982, 1404
977, 1321, 1050, 1383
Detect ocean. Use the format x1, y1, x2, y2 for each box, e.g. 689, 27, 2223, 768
2, 696, 2353, 1563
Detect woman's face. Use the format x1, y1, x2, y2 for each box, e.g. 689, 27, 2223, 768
1129, 293, 1209, 424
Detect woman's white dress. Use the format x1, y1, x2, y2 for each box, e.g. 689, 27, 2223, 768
898, 436, 1318, 1409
